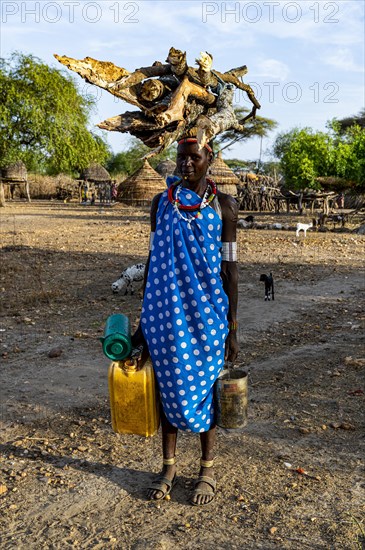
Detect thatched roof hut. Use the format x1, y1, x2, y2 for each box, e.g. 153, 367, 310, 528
315, 176, 354, 191
2, 161, 27, 182
118, 159, 166, 205
208, 152, 239, 197
155, 160, 177, 179
1, 161, 31, 202
80, 163, 110, 183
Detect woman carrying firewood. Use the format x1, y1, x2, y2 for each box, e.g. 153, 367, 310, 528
132, 137, 239, 505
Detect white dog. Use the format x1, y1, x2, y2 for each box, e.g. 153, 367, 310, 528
296, 222, 313, 237
112, 263, 145, 295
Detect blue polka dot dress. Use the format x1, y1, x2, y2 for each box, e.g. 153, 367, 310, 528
141, 179, 229, 433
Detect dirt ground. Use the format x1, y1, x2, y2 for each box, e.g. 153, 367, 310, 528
0, 200, 364, 549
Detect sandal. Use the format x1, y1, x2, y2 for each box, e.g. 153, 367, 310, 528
147, 457, 177, 501
190, 458, 216, 506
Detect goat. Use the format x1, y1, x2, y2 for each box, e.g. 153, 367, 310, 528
296, 222, 313, 237
330, 214, 347, 229
313, 213, 328, 230
112, 263, 145, 295
237, 215, 255, 229
259, 273, 274, 301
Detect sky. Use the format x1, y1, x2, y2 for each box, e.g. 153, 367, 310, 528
1, 0, 364, 164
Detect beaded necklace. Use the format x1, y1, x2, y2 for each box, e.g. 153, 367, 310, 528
168, 178, 217, 224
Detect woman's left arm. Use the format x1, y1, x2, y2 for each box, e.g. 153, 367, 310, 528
219, 194, 239, 362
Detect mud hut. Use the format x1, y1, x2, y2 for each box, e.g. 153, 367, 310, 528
1, 161, 31, 202
79, 163, 111, 203
208, 152, 239, 197
118, 159, 166, 206
155, 160, 177, 179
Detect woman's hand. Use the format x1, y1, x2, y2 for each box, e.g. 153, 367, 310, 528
130, 326, 147, 364
225, 331, 239, 363
131, 325, 146, 349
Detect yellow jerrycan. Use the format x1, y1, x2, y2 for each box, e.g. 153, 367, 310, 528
108, 356, 160, 437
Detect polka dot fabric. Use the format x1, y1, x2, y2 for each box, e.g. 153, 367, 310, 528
141, 182, 229, 433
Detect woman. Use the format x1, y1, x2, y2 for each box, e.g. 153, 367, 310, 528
133, 137, 239, 505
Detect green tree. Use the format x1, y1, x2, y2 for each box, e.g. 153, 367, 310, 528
332, 125, 365, 186
335, 109, 365, 134
274, 121, 365, 190
259, 160, 282, 176
224, 158, 251, 171
273, 128, 334, 190
215, 107, 278, 152
327, 117, 365, 186
0, 52, 109, 174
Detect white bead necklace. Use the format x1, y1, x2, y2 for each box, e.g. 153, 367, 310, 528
173, 184, 211, 226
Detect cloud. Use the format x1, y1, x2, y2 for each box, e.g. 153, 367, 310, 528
255, 59, 290, 81
322, 48, 364, 73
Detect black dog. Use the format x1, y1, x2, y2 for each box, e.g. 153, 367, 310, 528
259, 273, 274, 301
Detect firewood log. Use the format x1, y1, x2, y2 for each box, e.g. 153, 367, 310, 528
155, 76, 216, 127
55, 49, 262, 156
54, 54, 146, 109
196, 85, 244, 148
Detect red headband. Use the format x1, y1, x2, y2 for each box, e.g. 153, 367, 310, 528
178, 137, 213, 154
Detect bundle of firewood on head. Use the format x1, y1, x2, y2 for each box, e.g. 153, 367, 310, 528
54, 48, 261, 157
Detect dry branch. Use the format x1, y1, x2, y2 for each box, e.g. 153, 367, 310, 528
54, 55, 145, 109
55, 48, 262, 155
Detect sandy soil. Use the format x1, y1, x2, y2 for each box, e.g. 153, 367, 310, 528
0, 200, 364, 549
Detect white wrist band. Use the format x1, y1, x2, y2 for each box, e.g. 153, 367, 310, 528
222, 241, 237, 261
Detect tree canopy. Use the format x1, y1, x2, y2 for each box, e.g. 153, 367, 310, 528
216, 107, 278, 152
0, 52, 109, 174
273, 128, 333, 190
335, 109, 365, 134
273, 117, 365, 191
328, 115, 365, 185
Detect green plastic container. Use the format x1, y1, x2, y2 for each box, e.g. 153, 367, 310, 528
100, 314, 132, 361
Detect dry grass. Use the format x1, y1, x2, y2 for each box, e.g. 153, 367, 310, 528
0, 246, 61, 311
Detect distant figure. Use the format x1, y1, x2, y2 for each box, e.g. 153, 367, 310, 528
259, 184, 266, 212
9, 184, 16, 200
105, 183, 111, 204
82, 182, 88, 202
111, 182, 118, 202
337, 192, 345, 209
98, 185, 105, 204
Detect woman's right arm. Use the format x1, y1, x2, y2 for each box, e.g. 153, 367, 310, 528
131, 193, 162, 348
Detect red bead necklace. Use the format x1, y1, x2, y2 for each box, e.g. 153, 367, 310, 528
167, 178, 217, 211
